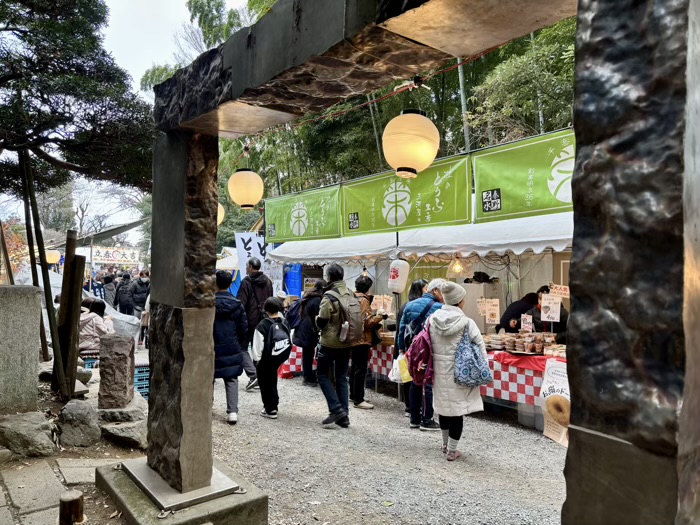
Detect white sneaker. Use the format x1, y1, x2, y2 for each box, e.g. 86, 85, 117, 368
227, 412, 238, 425
354, 401, 374, 410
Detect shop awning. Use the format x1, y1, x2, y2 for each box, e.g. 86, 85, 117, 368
216, 254, 239, 270
398, 212, 573, 259
268, 232, 398, 265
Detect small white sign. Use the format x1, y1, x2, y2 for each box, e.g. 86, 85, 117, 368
549, 282, 570, 299
539, 358, 570, 447
476, 297, 487, 317
541, 294, 561, 323
484, 298, 500, 325
521, 314, 533, 333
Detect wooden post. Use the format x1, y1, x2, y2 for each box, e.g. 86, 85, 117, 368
21, 151, 67, 398
0, 220, 14, 285
19, 173, 50, 362
66, 255, 86, 397
58, 231, 81, 396
59, 489, 84, 525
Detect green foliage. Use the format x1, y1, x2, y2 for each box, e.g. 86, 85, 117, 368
140, 64, 180, 93
36, 182, 75, 232
0, 0, 155, 194
187, 0, 241, 48
247, 0, 277, 21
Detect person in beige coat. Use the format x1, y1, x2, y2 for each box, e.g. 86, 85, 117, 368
429, 281, 486, 461
79, 298, 115, 352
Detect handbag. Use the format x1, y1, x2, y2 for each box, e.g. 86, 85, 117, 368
397, 353, 412, 383
454, 327, 493, 387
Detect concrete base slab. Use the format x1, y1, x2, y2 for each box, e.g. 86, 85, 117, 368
96, 460, 267, 525
0, 460, 65, 514
21, 507, 58, 525
121, 457, 238, 511
0, 506, 12, 524
57, 458, 119, 485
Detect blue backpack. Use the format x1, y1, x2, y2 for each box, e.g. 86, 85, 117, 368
454, 328, 493, 387
285, 299, 303, 330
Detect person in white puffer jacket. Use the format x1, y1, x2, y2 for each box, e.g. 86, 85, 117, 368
429, 281, 486, 461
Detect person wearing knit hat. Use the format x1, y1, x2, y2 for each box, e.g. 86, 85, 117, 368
428, 281, 486, 461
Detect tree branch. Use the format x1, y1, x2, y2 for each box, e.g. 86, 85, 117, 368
29, 147, 92, 175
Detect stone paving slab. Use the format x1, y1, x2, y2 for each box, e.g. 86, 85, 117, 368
0, 461, 64, 514
0, 505, 13, 524
57, 459, 119, 485
21, 507, 57, 525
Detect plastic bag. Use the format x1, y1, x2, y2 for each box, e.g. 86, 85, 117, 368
397, 353, 412, 383
388, 357, 402, 383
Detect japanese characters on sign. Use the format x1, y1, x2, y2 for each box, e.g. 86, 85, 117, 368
473, 129, 575, 223
265, 186, 341, 242
521, 314, 533, 333
476, 297, 499, 324
539, 359, 570, 446
92, 247, 140, 265
541, 294, 561, 323
548, 282, 570, 298
341, 156, 470, 235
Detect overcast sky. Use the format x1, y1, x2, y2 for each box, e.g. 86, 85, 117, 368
103, 0, 245, 96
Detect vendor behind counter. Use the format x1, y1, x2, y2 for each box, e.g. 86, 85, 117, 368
525, 285, 569, 343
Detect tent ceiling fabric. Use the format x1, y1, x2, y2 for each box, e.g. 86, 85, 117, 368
268, 213, 573, 264
268, 232, 398, 265
216, 254, 240, 270
398, 212, 573, 259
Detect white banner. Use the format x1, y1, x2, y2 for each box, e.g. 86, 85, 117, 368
235, 232, 268, 269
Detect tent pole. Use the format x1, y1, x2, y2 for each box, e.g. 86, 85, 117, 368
89, 237, 94, 293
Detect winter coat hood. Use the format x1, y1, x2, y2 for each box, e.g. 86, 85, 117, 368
249, 271, 270, 287
430, 305, 468, 337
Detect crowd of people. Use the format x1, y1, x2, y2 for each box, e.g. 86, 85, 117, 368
212, 258, 570, 462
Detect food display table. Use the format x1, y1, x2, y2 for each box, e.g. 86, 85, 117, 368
480, 353, 545, 406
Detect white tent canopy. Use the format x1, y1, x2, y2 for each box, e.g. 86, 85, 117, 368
216, 253, 240, 270
268, 232, 398, 265
268, 213, 572, 264
398, 212, 573, 259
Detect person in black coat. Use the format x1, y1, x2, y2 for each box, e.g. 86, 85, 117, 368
292, 279, 326, 385
214, 270, 248, 425
115, 273, 134, 316
525, 286, 570, 336
499, 292, 539, 333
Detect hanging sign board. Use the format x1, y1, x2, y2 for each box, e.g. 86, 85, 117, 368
265, 186, 341, 242
541, 294, 561, 323
549, 282, 570, 298
484, 298, 500, 325
341, 156, 470, 235
92, 247, 140, 265
473, 129, 575, 223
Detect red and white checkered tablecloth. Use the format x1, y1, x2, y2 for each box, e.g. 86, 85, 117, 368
286, 345, 304, 373
370, 344, 394, 378
480, 354, 543, 406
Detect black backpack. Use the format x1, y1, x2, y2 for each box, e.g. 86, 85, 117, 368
259, 318, 293, 360
285, 300, 303, 330
117, 282, 131, 304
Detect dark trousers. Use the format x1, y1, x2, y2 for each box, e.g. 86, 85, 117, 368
256, 350, 291, 413
302, 345, 317, 382
119, 304, 134, 316
410, 382, 434, 425
317, 346, 351, 415
402, 382, 411, 411
439, 415, 464, 440
349, 345, 371, 404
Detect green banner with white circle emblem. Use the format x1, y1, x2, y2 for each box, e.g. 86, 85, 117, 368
265, 186, 341, 242
473, 129, 575, 223
340, 156, 471, 236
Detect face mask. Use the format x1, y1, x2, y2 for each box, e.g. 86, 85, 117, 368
140, 277, 149, 283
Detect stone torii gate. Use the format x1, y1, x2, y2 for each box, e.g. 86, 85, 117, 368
98, 1, 700, 524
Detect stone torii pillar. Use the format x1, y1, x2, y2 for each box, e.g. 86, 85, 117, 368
147, 131, 219, 492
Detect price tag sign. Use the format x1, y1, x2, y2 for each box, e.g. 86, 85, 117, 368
521, 314, 533, 333
484, 298, 500, 325
541, 294, 561, 322
549, 282, 570, 298
476, 297, 487, 317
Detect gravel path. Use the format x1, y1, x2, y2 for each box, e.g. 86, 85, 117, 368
212, 376, 566, 525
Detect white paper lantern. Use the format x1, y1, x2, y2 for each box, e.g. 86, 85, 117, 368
382, 110, 440, 179
227, 168, 264, 210
217, 203, 225, 225
45, 250, 61, 265
388, 259, 410, 294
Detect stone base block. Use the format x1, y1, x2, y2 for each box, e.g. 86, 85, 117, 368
562, 425, 678, 525
96, 460, 267, 525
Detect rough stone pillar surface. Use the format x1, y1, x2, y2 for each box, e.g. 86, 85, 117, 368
147, 131, 218, 493
98, 334, 135, 410
0, 286, 41, 414
564, 1, 688, 523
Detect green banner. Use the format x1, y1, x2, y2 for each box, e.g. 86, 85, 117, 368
341, 156, 470, 235
473, 129, 575, 223
265, 186, 341, 242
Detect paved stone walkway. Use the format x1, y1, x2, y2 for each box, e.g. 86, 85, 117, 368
0, 458, 122, 524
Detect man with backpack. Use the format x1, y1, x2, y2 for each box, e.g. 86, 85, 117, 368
289, 279, 326, 386
315, 263, 363, 427
397, 278, 445, 431
237, 257, 273, 390
252, 297, 293, 419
